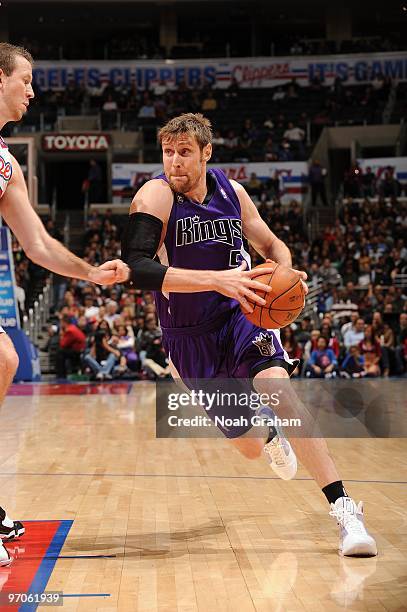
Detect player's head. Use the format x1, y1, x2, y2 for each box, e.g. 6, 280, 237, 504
0, 42, 34, 123
158, 113, 212, 194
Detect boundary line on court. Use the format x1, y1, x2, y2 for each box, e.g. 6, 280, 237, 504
20, 520, 73, 612
62, 593, 111, 598
0, 472, 405, 484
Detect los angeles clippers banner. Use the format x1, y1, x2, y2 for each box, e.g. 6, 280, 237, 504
112, 162, 308, 204
33, 52, 407, 91
0, 227, 21, 329
357, 156, 407, 187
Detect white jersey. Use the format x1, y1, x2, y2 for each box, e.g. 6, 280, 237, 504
0, 136, 13, 333
0, 136, 12, 200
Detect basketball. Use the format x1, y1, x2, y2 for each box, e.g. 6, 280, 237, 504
243, 261, 305, 328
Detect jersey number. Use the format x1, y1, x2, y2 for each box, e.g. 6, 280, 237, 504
229, 250, 242, 268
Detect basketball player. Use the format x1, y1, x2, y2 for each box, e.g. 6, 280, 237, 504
0, 42, 128, 566
102, 114, 377, 556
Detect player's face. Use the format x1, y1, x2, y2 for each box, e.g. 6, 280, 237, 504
162, 134, 211, 194
0, 55, 34, 122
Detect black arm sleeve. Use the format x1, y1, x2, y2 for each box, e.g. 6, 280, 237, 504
121, 212, 168, 290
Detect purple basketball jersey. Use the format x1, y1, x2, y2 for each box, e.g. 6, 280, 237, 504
154, 169, 249, 328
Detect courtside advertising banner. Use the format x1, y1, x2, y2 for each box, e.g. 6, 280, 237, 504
112, 162, 308, 204
33, 51, 407, 90
0, 226, 21, 329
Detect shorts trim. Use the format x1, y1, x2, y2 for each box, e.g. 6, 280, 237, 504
250, 358, 300, 379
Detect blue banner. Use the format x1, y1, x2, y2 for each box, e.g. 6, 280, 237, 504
33, 52, 407, 91
0, 226, 21, 329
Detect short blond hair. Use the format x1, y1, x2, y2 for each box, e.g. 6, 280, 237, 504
158, 113, 212, 150
0, 42, 33, 76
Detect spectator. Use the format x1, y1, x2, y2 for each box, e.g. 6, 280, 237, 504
224, 130, 238, 150
358, 325, 381, 377
309, 160, 328, 206
201, 90, 217, 112
272, 87, 286, 102
277, 139, 292, 161
361, 166, 376, 197
307, 336, 338, 378
246, 173, 262, 198
320, 258, 339, 285
116, 324, 139, 372
283, 122, 305, 157
296, 317, 312, 347
343, 317, 365, 349
341, 311, 359, 338
395, 313, 407, 374
83, 320, 121, 380
225, 78, 240, 99
104, 301, 120, 328
138, 100, 156, 118
102, 94, 118, 112
87, 159, 103, 204
303, 328, 321, 363
280, 326, 302, 376
341, 345, 366, 378
153, 79, 168, 97
56, 315, 86, 378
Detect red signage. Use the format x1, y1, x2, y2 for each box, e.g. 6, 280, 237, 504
42, 134, 110, 152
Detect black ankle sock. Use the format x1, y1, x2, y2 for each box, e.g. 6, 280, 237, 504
266, 426, 277, 444
322, 481, 348, 505
0, 507, 5, 522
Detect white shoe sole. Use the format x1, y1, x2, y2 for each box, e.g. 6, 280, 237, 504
340, 541, 378, 557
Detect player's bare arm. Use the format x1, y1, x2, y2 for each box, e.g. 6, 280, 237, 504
231, 179, 308, 294
0, 155, 127, 285
119, 178, 274, 312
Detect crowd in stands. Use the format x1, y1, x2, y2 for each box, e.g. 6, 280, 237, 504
45, 187, 407, 381
23, 73, 391, 165
250, 192, 407, 377
19, 33, 405, 61
46, 209, 170, 381
343, 164, 407, 199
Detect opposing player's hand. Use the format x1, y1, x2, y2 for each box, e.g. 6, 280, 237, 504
213, 260, 273, 313
88, 259, 130, 285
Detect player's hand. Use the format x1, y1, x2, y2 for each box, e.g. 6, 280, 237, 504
264, 259, 309, 296
212, 260, 273, 314
88, 259, 130, 285
290, 268, 308, 296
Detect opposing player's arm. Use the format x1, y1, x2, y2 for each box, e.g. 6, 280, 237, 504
120, 179, 273, 312
230, 179, 292, 266
0, 156, 127, 285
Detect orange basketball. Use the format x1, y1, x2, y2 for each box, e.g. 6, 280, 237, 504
243, 261, 305, 329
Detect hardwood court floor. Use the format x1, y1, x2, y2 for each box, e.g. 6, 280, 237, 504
0, 382, 406, 611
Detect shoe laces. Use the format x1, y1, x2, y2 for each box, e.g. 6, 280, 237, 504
329, 501, 365, 535
264, 437, 289, 467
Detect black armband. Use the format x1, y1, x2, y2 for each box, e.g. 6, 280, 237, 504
121, 212, 168, 290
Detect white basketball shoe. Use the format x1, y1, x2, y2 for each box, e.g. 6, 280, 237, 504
0, 510, 24, 541
0, 542, 12, 567
257, 406, 297, 480
329, 497, 377, 557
